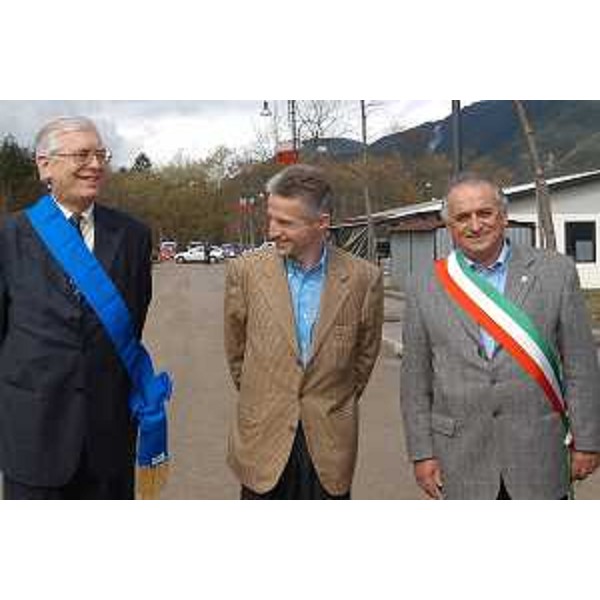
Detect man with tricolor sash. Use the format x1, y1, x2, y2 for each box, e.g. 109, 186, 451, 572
0, 116, 170, 499
400, 173, 600, 499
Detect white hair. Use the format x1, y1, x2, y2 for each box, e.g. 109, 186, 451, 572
35, 116, 101, 157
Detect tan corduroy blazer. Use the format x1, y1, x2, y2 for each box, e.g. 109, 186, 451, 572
224, 245, 383, 495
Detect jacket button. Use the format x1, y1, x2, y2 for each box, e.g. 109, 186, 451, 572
492, 409, 501, 418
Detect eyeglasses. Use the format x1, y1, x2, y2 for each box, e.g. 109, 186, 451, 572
51, 148, 113, 166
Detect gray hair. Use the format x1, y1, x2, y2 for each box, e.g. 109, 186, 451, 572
440, 172, 508, 222
35, 116, 101, 158
266, 164, 333, 217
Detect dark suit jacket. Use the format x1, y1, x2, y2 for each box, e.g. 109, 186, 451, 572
0, 203, 152, 487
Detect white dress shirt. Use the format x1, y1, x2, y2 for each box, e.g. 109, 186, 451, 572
53, 198, 95, 252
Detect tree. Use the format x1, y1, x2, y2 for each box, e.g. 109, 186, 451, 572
296, 101, 351, 142
203, 146, 243, 184
0, 135, 39, 214
513, 100, 557, 250
131, 152, 153, 173
103, 154, 231, 247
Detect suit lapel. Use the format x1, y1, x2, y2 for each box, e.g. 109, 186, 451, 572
256, 247, 352, 363
257, 252, 298, 356
310, 248, 351, 362
504, 244, 537, 307
20, 204, 126, 303
20, 214, 72, 297
93, 204, 126, 276
491, 244, 538, 363
435, 264, 481, 346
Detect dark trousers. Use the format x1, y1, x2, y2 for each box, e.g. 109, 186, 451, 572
496, 478, 567, 500
241, 423, 350, 500
496, 479, 511, 500
3, 448, 134, 500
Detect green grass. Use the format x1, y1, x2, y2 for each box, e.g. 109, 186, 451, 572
584, 291, 600, 327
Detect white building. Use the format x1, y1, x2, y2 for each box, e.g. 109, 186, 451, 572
505, 170, 600, 289
332, 169, 600, 290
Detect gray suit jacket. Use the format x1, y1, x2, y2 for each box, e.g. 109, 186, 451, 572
400, 244, 600, 499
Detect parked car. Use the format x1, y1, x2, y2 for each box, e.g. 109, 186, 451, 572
175, 245, 224, 264
187, 240, 206, 251
242, 241, 275, 255
209, 245, 225, 262
221, 243, 244, 259
159, 240, 177, 262
259, 241, 276, 251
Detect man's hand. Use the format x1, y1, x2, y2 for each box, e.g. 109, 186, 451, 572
571, 451, 600, 481
414, 458, 444, 499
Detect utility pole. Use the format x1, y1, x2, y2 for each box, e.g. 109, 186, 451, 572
513, 100, 557, 250
360, 100, 376, 263
288, 100, 298, 152
238, 197, 246, 246
452, 100, 463, 176
248, 196, 256, 248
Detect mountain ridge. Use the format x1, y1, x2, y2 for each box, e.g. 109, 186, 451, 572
302, 100, 600, 182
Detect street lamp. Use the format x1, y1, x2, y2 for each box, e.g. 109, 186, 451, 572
247, 196, 256, 248
260, 101, 272, 117
424, 181, 433, 201
360, 100, 376, 263
260, 100, 281, 158
257, 191, 267, 244
260, 100, 299, 164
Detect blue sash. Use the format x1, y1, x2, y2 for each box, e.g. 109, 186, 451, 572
26, 195, 172, 468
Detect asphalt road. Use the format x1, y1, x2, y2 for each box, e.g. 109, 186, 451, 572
2, 261, 599, 499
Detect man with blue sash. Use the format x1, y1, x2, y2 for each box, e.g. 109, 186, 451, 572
0, 116, 170, 500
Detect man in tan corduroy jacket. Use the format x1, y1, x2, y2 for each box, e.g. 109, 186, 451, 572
224, 164, 383, 499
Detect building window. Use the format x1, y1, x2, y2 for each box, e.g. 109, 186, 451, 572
565, 221, 596, 263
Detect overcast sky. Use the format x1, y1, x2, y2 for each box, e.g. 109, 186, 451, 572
0, 100, 475, 168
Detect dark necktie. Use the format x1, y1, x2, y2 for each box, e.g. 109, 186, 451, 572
69, 213, 84, 238
67, 214, 84, 302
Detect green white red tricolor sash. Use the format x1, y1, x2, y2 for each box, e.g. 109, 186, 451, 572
435, 250, 572, 445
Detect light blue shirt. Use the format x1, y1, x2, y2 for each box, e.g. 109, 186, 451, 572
285, 245, 328, 366
463, 240, 512, 358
